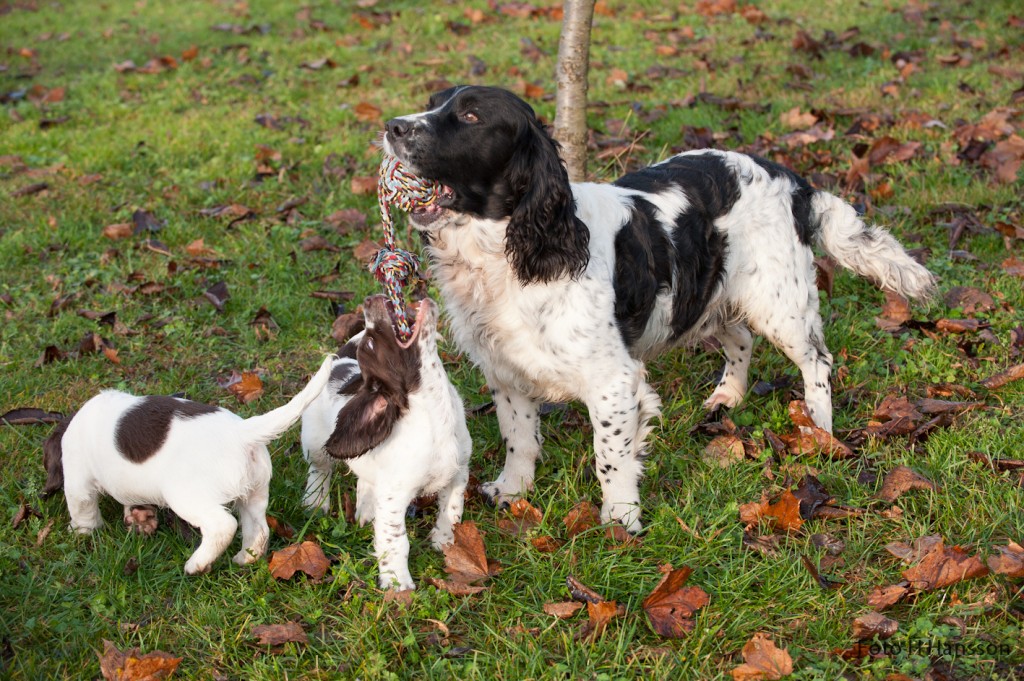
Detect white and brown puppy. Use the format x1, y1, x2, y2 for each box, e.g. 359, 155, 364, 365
41, 355, 336, 574
384, 85, 936, 532
301, 295, 471, 590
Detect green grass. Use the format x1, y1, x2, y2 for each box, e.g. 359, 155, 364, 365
2, 0, 1023, 678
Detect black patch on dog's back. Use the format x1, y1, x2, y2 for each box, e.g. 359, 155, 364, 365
611, 200, 673, 347
749, 155, 819, 246
614, 152, 735, 341
115, 397, 219, 463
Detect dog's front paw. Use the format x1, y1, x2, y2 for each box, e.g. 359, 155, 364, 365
429, 527, 454, 551
184, 557, 212, 575
478, 476, 532, 511
378, 573, 415, 591
702, 385, 744, 412
601, 501, 643, 535
232, 548, 261, 566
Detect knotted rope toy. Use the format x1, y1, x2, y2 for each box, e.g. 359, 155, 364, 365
373, 153, 443, 341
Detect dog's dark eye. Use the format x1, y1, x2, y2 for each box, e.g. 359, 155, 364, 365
460, 111, 479, 124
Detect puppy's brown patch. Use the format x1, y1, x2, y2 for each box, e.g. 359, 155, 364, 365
115, 397, 219, 463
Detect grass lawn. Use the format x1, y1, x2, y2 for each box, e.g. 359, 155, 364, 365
1, 0, 1022, 678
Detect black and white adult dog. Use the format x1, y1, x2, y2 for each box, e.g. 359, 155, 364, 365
301, 296, 471, 590
383, 85, 935, 532
41, 356, 336, 574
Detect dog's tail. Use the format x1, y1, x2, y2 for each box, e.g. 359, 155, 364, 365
237, 355, 336, 446
812, 191, 936, 300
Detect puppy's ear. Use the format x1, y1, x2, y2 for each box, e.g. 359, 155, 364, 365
324, 392, 402, 459
41, 415, 72, 499
504, 119, 590, 284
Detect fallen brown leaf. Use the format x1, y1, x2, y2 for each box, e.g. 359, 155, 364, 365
563, 500, 601, 537
542, 601, 584, 619
425, 577, 487, 595
331, 311, 365, 344
268, 541, 330, 580
703, 434, 746, 467
441, 521, 501, 584
352, 238, 382, 262
580, 600, 620, 641
641, 565, 710, 638
252, 622, 308, 647
98, 640, 181, 681
763, 490, 804, 533
497, 498, 544, 536
866, 582, 911, 610
566, 575, 606, 604
226, 372, 264, 404
901, 539, 989, 591
986, 541, 1024, 579
876, 466, 939, 503
852, 612, 898, 640
102, 223, 133, 240
730, 632, 794, 680
530, 535, 565, 553
980, 362, 1024, 390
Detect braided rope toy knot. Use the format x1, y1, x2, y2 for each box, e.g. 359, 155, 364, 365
373, 152, 442, 341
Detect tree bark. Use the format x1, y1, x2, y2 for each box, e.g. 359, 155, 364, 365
553, 0, 595, 182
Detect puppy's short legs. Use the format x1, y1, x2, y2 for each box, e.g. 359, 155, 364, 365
234, 488, 270, 566
354, 478, 376, 525
124, 505, 159, 536
429, 468, 468, 550
479, 383, 541, 509
301, 453, 334, 513
172, 502, 239, 575
704, 324, 753, 411
372, 497, 414, 590
66, 484, 103, 534
587, 367, 661, 534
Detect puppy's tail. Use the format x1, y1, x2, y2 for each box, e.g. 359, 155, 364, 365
812, 191, 936, 300
238, 355, 336, 446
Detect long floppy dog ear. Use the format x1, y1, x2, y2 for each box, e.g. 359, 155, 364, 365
324, 391, 402, 459
41, 414, 73, 499
504, 118, 590, 284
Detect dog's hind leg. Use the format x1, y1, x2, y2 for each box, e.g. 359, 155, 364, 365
479, 383, 541, 509
703, 323, 753, 412
301, 454, 333, 513
172, 501, 238, 575
234, 489, 270, 566
749, 291, 833, 432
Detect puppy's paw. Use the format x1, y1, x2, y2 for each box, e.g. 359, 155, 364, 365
184, 557, 212, 575
428, 527, 454, 551
478, 478, 532, 511
378, 573, 415, 591
601, 501, 643, 535
232, 548, 260, 566
124, 505, 159, 536
702, 385, 744, 412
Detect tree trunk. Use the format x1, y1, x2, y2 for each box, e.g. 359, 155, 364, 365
553, 0, 595, 182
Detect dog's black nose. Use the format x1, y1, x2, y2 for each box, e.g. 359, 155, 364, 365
386, 118, 410, 138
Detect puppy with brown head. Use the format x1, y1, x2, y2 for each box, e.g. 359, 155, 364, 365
301, 295, 471, 590
42, 355, 335, 574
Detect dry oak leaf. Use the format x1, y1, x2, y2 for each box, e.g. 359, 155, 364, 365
102, 223, 133, 240
252, 622, 308, 647
352, 238, 382, 262
566, 575, 606, 604
424, 577, 487, 596
703, 434, 746, 467
779, 107, 818, 129
350, 175, 377, 195
886, 534, 943, 564
497, 498, 543, 536
563, 500, 601, 537
866, 582, 910, 610
730, 633, 794, 681
876, 466, 939, 503
531, 535, 565, 553
987, 541, 1024, 579
980, 362, 1024, 390
226, 371, 264, 404
642, 565, 710, 638
543, 601, 584, 619
901, 539, 989, 591
442, 521, 502, 584
268, 541, 330, 580
99, 640, 181, 681
784, 401, 854, 458
852, 612, 898, 641
580, 600, 621, 641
